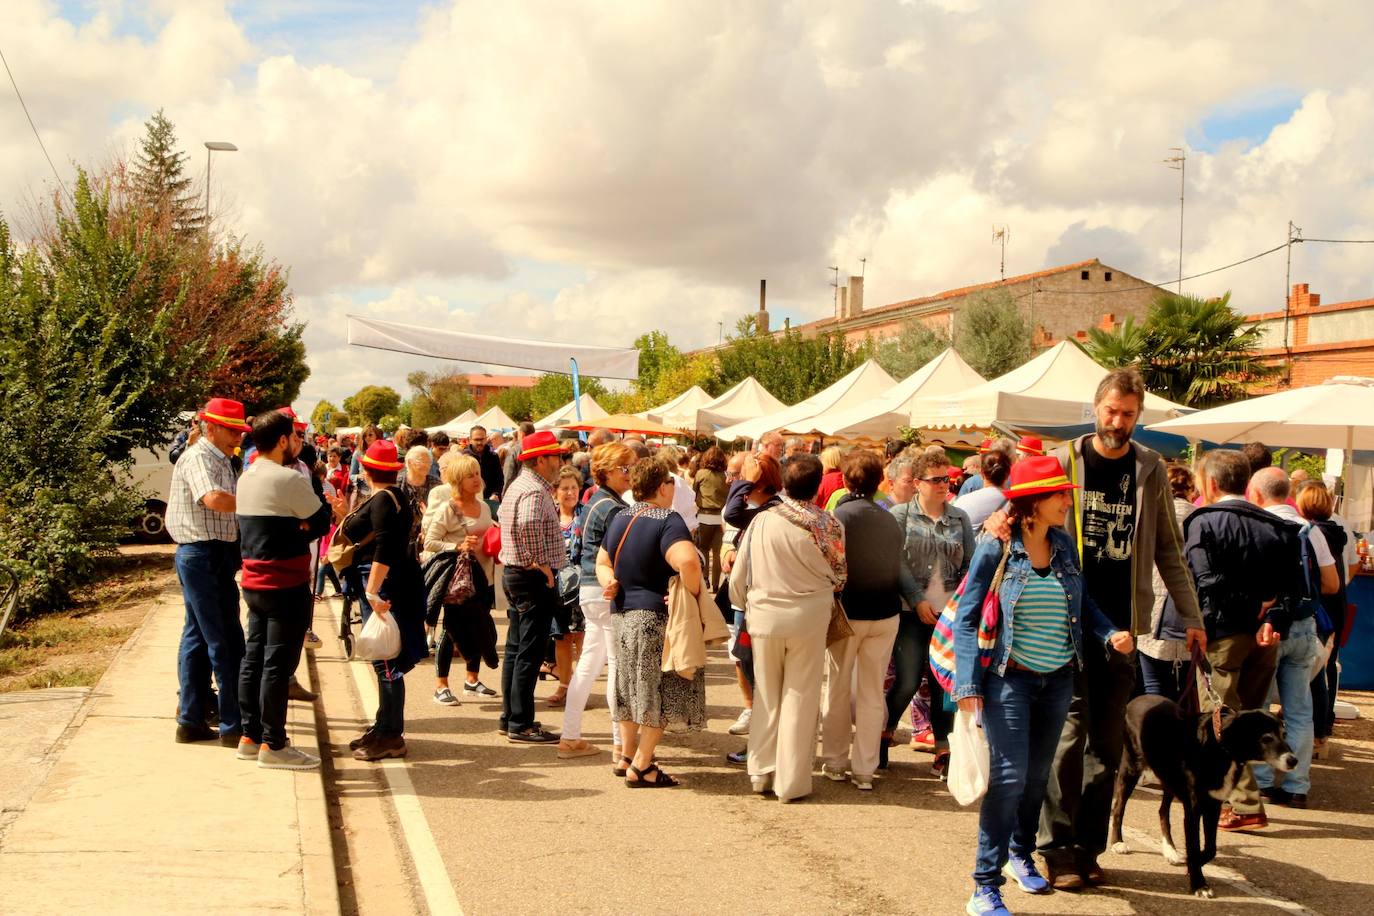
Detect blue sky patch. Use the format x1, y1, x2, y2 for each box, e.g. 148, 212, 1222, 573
1188, 92, 1303, 152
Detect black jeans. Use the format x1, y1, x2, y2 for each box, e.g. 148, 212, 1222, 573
1038, 647, 1136, 866
501, 567, 557, 733
1312, 642, 1339, 739
239, 585, 311, 750
435, 630, 480, 680
885, 612, 951, 744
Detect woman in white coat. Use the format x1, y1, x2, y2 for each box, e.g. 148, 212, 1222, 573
730, 454, 846, 802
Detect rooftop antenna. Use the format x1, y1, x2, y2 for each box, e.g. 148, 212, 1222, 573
993, 226, 1009, 281
1164, 147, 1186, 291
829, 265, 840, 315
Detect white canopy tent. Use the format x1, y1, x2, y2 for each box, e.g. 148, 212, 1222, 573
470, 405, 518, 433
694, 377, 788, 434
346, 315, 640, 380
716, 360, 897, 442
641, 385, 714, 432
808, 349, 986, 439
333, 426, 362, 438
534, 393, 609, 430
908, 341, 1189, 430
425, 409, 478, 436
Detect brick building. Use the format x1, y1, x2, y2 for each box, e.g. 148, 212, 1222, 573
463, 373, 536, 409
744, 258, 1161, 352
1245, 283, 1374, 388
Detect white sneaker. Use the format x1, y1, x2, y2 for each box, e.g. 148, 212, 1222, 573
850, 773, 874, 791
433, 687, 460, 707
258, 744, 320, 770
821, 763, 848, 782
728, 708, 752, 736
750, 774, 773, 795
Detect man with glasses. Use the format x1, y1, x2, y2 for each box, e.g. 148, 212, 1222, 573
464, 424, 505, 502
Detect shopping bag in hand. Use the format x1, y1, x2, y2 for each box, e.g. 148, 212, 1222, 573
947, 707, 990, 806
355, 610, 401, 661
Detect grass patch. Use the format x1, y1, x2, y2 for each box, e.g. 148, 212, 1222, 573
16, 664, 108, 690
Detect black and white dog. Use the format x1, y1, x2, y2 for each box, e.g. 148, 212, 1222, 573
1108, 694, 1297, 898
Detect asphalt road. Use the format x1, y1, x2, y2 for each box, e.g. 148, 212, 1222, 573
332, 611, 1374, 916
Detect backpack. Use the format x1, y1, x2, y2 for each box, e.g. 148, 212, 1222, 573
1298, 522, 1335, 639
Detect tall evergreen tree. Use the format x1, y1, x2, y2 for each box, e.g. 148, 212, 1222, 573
132, 109, 204, 234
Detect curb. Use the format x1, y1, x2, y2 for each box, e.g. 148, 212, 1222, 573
293, 649, 343, 916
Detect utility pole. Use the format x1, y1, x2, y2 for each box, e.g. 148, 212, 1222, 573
1283, 220, 1302, 376
1164, 148, 1186, 291
860, 257, 867, 279
829, 265, 840, 316
993, 226, 1009, 281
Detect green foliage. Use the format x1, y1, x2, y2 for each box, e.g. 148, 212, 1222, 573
1274, 448, 1325, 481
874, 318, 950, 379
494, 386, 533, 422
311, 400, 339, 434
632, 331, 685, 394
406, 371, 476, 428
714, 317, 868, 404
132, 109, 204, 234
1082, 292, 1279, 407
377, 414, 402, 433
226, 322, 310, 415
343, 385, 401, 425
954, 290, 1031, 379
528, 373, 609, 420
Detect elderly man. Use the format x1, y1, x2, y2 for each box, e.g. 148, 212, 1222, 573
167, 397, 250, 745
498, 429, 570, 744
758, 430, 784, 461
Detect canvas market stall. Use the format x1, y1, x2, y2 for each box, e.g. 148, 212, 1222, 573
715, 360, 896, 442
694, 377, 788, 434
642, 385, 714, 432
470, 405, 518, 433
534, 394, 609, 430
808, 349, 986, 440
425, 409, 478, 436
562, 414, 681, 436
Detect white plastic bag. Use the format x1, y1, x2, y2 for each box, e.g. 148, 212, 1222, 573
355, 610, 401, 661
948, 707, 990, 806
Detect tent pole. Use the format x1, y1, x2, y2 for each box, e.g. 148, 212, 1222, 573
570, 357, 585, 443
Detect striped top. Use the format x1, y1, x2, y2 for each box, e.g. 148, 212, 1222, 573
1009, 568, 1073, 673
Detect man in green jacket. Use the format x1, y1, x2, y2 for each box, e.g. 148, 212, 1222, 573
1036, 367, 1207, 890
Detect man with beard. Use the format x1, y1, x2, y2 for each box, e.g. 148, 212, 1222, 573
1015, 368, 1207, 890
465, 425, 505, 501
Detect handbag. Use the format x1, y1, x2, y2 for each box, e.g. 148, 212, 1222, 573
827, 595, 854, 647
481, 523, 502, 558
928, 542, 1010, 694
326, 488, 400, 573
445, 551, 475, 604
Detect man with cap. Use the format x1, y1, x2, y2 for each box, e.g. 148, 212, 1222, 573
497, 429, 570, 743
957, 438, 995, 496
166, 397, 250, 745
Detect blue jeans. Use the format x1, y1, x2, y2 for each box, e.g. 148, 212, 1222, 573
501, 567, 557, 733
976, 665, 1074, 886
1138, 652, 1187, 704
886, 612, 951, 745
1255, 617, 1320, 794
359, 573, 419, 739
175, 541, 244, 734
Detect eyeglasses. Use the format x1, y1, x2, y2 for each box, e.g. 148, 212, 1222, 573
613, 465, 632, 475
921, 475, 950, 485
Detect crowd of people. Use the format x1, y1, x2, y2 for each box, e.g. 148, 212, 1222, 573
164, 369, 1362, 916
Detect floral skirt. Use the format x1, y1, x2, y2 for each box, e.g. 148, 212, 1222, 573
612, 609, 705, 730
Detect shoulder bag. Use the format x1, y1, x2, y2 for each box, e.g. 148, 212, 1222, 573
327, 487, 400, 574
927, 541, 1010, 693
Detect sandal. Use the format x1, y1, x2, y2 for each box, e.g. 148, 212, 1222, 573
538, 662, 556, 681
547, 690, 568, 707
613, 755, 632, 777
626, 762, 679, 788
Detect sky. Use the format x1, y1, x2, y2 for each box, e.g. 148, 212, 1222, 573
4, 0, 1374, 416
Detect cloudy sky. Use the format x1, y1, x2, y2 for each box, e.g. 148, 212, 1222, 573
3, 0, 1373, 414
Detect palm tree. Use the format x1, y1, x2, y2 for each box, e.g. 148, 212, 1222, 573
1082, 315, 1148, 368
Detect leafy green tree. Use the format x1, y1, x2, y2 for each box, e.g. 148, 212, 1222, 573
494, 386, 533, 422
406, 371, 476, 428
1082, 292, 1278, 406
954, 290, 1031, 378
632, 331, 685, 394
714, 316, 867, 404
311, 400, 339, 434
343, 385, 402, 425
131, 109, 204, 234
874, 318, 951, 379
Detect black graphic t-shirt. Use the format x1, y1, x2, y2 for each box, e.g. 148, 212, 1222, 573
1079, 442, 1136, 629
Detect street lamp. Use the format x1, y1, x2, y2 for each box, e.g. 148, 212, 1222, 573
204, 140, 238, 223
1163, 147, 1185, 292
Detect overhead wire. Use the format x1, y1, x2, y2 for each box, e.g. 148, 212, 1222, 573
0, 42, 70, 202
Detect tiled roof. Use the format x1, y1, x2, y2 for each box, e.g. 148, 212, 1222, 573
464, 374, 538, 388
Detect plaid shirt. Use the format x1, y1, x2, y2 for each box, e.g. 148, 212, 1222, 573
166, 437, 239, 544
498, 466, 566, 569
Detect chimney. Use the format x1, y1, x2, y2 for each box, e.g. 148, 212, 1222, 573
1288, 283, 1320, 313
837, 287, 849, 321
757, 279, 770, 335
848, 275, 864, 318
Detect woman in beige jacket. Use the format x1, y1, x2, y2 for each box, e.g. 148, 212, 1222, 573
730, 454, 846, 802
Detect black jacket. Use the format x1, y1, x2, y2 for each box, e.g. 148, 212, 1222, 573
1170, 499, 1304, 640
833, 494, 904, 620
466, 444, 504, 501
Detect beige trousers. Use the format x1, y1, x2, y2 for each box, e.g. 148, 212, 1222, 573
748, 629, 826, 802
821, 615, 900, 779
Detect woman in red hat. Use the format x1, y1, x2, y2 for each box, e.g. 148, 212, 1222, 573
339, 439, 428, 761
951, 455, 1133, 915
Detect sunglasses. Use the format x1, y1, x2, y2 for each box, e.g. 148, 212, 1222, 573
921, 475, 950, 485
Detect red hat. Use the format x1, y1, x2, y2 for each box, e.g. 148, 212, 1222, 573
518, 430, 570, 462
1016, 436, 1045, 457
360, 439, 404, 472
1002, 455, 1078, 499
977, 437, 995, 453
948, 465, 964, 481
199, 397, 250, 432
278, 406, 308, 432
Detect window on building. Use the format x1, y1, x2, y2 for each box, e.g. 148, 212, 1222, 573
1080, 270, 1090, 280
1105, 271, 1113, 281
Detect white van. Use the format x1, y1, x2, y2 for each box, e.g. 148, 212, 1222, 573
124, 446, 176, 542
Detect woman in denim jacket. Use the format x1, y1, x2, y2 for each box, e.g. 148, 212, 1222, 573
952, 456, 1132, 916
886, 448, 975, 772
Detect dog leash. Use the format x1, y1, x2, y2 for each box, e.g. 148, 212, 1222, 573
1180, 642, 1226, 740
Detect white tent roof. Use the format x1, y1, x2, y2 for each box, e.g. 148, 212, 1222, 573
425, 409, 479, 436
694, 377, 788, 433
716, 360, 897, 442
810, 349, 987, 439
1148, 376, 1374, 450
534, 393, 609, 430
642, 385, 715, 431
471, 405, 518, 433
908, 341, 1188, 430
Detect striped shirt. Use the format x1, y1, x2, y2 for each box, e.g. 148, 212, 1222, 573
1009, 569, 1073, 673
166, 438, 239, 544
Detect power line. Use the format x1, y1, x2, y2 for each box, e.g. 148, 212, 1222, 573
0, 43, 69, 201
1017, 241, 1290, 298
1301, 237, 1374, 244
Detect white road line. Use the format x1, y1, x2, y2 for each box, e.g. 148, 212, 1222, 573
348, 658, 465, 916
1122, 826, 1321, 914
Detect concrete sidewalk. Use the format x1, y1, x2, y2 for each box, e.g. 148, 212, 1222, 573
0, 588, 338, 915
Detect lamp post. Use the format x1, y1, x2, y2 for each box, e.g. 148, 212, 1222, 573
204, 140, 238, 223
1163, 147, 1186, 292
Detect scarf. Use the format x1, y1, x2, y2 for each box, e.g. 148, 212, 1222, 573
772, 495, 846, 581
